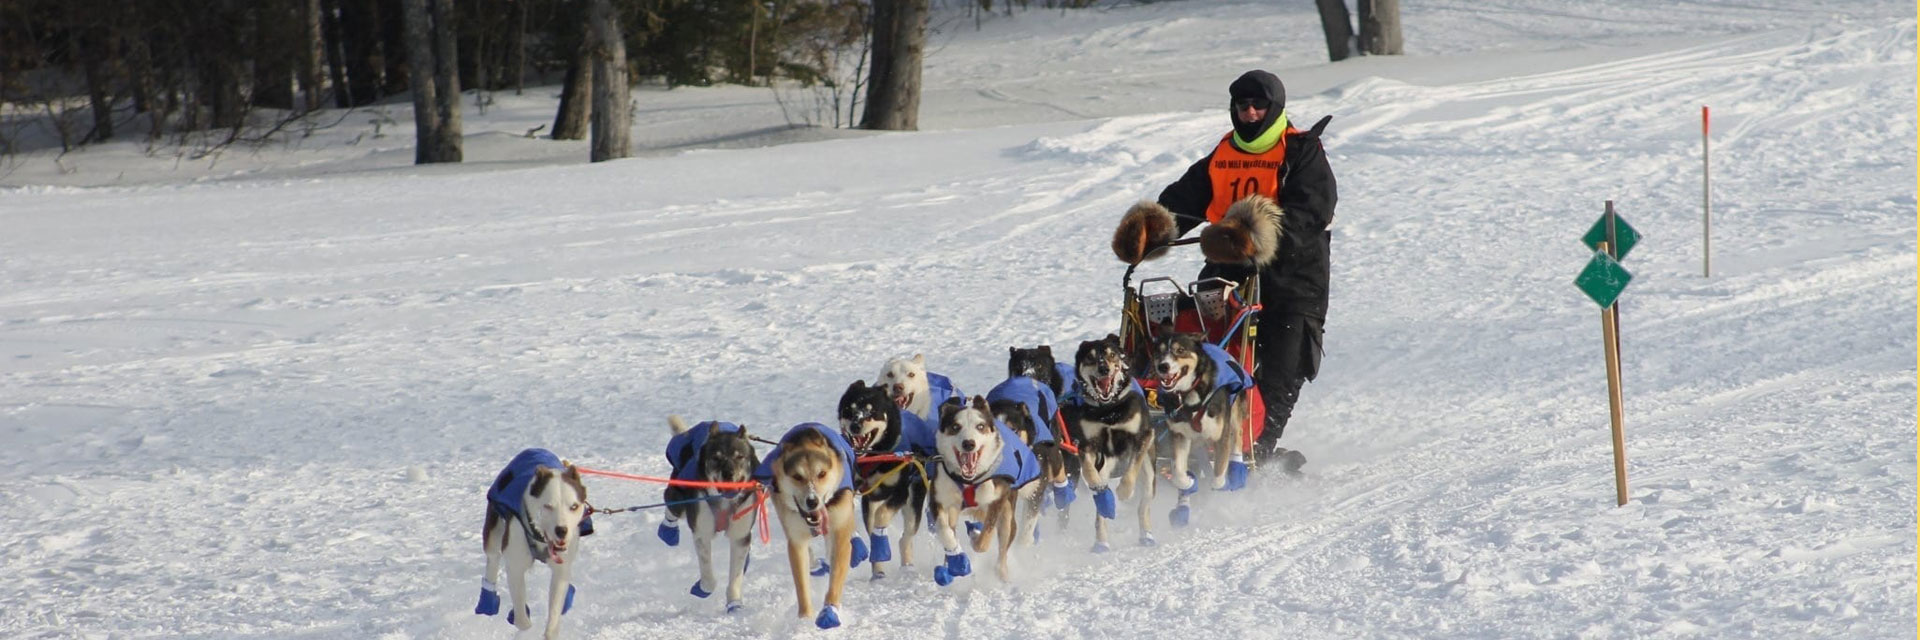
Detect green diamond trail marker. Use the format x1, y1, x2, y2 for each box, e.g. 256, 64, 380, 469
1575, 250, 1633, 308
1582, 213, 1640, 261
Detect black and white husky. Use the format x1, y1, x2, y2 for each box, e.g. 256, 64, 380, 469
1150, 331, 1255, 526
1072, 334, 1159, 551
929, 396, 1045, 583
837, 380, 930, 580
477, 448, 591, 640
659, 416, 760, 613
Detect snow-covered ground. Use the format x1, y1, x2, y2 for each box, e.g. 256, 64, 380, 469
2, 1, 1914, 638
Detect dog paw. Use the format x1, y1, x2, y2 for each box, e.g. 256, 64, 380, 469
1092, 487, 1117, 520
1140, 533, 1157, 547
933, 565, 954, 586
657, 521, 680, 547
474, 584, 501, 616
850, 536, 869, 567
508, 604, 531, 629
1178, 471, 1201, 497
870, 568, 888, 581
1221, 461, 1248, 491
563, 584, 576, 614
1169, 504, 1191, 528
690, 580, 712, 599
868, 534, 892, 563
809, 557, 830, 577
1091, 541, 1112, 554
726, 600, 745, 615
815, 605, 842, 629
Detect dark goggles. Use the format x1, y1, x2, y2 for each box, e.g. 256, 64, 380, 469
1232, 97, 1272, 111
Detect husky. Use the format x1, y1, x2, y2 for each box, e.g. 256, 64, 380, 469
1072, 334, 1159, 551
836, 380, 932, 580
985, 373, 1076, 528
476, 448, 592, 640
878, 354, 965, 423
754, 423, 869, 629
929, 396, 1045, 584
1008, 346, 1084, 486
1150, 331, 1256, 527
658, 416, 760, 613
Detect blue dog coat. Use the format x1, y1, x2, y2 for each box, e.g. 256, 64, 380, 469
985, 376, 1058, 444
665, 421, 742, 482
486, 448, 594, 542
943, 421, 1042, 508
926, 372, 964, 416
753, 423, 858, 493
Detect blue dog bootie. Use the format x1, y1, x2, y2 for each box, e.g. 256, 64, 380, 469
850, 536, 869, 568
810, 555, 831, 577
1223, 460, 1249, 491
1178, 471, 1200, 497
506, 603, 529, 626
690, 579, 712, 598
1051, 479, 1076, 510
658, 519, 680, 547
563, 584, 576, 613
1092, 487, 1117, 520
816, 604, 843, 629
474, 580, 501, 615
869, 531, 892, 564
1169, 504, 1192, 528
933, 551, 971, 585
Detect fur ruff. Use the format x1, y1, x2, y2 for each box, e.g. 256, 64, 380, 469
1199, 195, 1283, 266
1111, 201, 1177, 263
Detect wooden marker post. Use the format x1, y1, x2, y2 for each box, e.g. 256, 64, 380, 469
1575, 202, 1638, 506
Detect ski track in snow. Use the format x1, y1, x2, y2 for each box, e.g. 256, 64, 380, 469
0, 2, 1913, 638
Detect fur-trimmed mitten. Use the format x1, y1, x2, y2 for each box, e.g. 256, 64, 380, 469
1112, 201, 1178, 263
1199, 195, 1283, 266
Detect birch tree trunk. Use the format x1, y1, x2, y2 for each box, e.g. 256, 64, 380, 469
1358, 0, 1403, 56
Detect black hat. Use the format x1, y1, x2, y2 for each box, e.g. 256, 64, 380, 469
1228, 70, 1285, 143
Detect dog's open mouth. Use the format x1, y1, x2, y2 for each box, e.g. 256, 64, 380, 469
892, 390, 915, 410
1157, 365, 1189, 390
800, 505, 826, 530
1094, 371, 1125, 399
954, 448, 983, 477
548, 540, 567, 564
850, 432, 874, 451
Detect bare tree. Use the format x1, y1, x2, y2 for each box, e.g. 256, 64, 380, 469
586, 0, 629, 161
401, 0, 461, 162
551, 51, 590, 140
1314, 0, 1354, 62
859, 0, 926, 131
1358, 0, 1403, 56
300, 0, 327, 111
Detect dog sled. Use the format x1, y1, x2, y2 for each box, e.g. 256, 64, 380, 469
1117, 238, 1268, 459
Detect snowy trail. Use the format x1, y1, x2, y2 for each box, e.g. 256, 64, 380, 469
0, 4, 1913, 639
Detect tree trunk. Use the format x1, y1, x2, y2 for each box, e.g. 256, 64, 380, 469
401, 0, 442, 163
323, 0, 353, 107
586, 0, 629, 162
860, 0, 925, 131
340, 0, 384, 106
429, 0, 461, 159
253, 0, 299, 110
300, 0, 327, 111
862, 0, 896, 127
1314, 0, 1354, 62
78, 28, 115, 142
1358, 0, 1403, 56
551, 50, 590, 140
401, 0, 460, 163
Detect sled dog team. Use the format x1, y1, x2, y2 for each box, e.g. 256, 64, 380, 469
475, 333, 1278, 636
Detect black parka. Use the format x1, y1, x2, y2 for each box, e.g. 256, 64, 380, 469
1156, 119, 1338, 320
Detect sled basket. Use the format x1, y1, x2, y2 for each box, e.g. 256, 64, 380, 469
1118, 241, 1269, 456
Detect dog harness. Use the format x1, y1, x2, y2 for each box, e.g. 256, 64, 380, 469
486, 448, 592, 561
752, 422, 858, 493
665, 421, 742, 482
985, 376, 1059, 444
942, 421, 1042, 509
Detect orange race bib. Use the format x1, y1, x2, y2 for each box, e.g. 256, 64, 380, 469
1204, 132, 1290, 222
